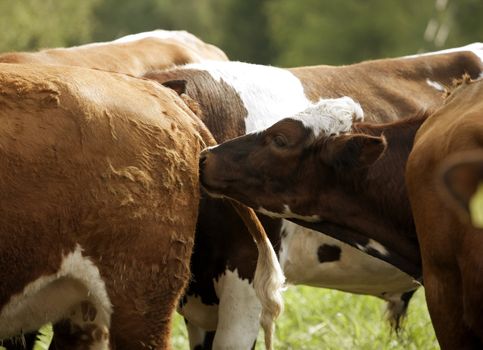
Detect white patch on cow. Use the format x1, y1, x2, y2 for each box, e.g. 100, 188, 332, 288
405, 42, 483, 62
113, 29, 197, 46
279, 220, 417, 295
184, 61, 313, 133
212, 269, 261, 349
426, 78, 445, 92
0, 245, 112, 340
356, 239, 389, 257
74, 30, 204, 53
289, 97, 364, 137
178, 295, 218, 331
257, 206, 321, 222
282, 204, 321, 222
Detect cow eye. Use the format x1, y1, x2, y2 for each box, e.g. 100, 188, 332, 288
272, 135, 288, 148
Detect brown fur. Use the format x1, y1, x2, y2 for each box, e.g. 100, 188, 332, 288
200, 113, 428, 278
0, 63, 209, 349
407, 79, 483, 349
0, 31, 228, 77
290, 51, 482, 121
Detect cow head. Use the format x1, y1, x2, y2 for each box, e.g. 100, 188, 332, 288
199, 97, 385, 220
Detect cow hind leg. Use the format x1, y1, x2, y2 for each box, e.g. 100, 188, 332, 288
0, 332, 37, 350
460, 248, 483, 346
51, 299, 110, 350
424, 265, 481, 349
212, 269, 261, 350
185, 319, 215, 350
0, 248, 112, 350
1, 276, 110, 350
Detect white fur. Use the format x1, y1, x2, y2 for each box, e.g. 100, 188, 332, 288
257, 205, 321, 222
212, 269, 262, 349
185, 61, 313, 133
70, 30, 202, 51
0, 245, 112, 339
113, 29, 198, 46
405, 42, 483, 62
426, 78, 445, 92
289, 97, 364, 137
356, 239, 389, 257
280, 220, 417, 295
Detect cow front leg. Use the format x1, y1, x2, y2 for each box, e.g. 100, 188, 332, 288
212, 269, 261, 350
424, 264, 480, 349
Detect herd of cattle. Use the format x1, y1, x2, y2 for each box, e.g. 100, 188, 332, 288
0, 29, 481, 350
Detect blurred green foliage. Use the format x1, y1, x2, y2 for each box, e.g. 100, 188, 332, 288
0, 0, 481, 66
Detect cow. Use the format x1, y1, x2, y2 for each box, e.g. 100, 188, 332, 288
407, 78, 483, 349
0, 29, 228, 77
199, 96, 426, 273
145, 44, 483, 348
0, 63, 281, 350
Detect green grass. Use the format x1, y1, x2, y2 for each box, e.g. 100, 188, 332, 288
0, 287, 436, 349
171, 287, 439, 349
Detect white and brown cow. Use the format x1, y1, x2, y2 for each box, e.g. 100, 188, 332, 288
407, 78, 483, 349
0, 29, 228, 77
198, 97, 428, 342
0, 63, 281, 350
146, 44, 483, 348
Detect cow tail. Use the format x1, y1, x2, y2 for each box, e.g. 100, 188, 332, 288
230, 200, 285, 350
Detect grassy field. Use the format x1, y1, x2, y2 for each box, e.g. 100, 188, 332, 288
2, 286, 437, 349
172, 286, 439, 349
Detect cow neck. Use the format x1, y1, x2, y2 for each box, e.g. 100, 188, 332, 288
299, 115, 427, 280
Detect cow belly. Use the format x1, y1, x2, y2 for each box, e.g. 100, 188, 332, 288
279, 221, 417, 296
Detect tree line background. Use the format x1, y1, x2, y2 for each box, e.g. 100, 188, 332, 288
0, 0, 481, 67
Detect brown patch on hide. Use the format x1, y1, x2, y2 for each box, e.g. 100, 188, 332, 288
291, 51, 482, 123
145, 68, 248, 142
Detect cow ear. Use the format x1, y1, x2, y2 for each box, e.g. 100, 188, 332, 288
439, 155, 483, 226
162, 79, 187, 96
321, 134, 386, 170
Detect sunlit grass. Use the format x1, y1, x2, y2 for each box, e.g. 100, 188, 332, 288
171, 287, 438, 349
0, 287, 437, 349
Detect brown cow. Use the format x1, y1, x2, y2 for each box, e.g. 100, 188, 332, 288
0, 63, 281, 349
0, 29, 228, 77
407, 78, 483, 349
145, 46, 482, 348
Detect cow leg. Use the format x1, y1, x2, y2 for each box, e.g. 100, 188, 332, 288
185, 319, 215, 350
0, 249, 110, 349
459, 240, 483, 347
423, 264, 481, 349
0, 332, 37, 350
51, 299, 110, 350
212, 269, 261, 350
